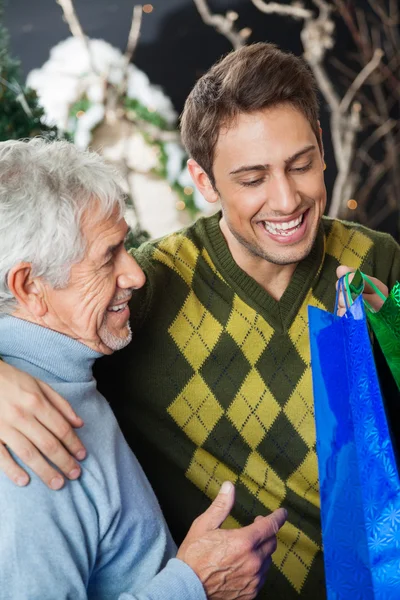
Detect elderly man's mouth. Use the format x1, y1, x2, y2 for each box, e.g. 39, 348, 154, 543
107, 302, 129, 313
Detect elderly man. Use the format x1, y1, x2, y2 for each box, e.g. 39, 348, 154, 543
0, 138, 286, 599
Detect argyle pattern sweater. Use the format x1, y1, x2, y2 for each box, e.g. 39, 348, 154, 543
96, 212, 400, 600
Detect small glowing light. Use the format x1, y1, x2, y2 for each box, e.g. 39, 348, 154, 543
76, 110, 85, 118
347, 199, 358, 210
143, 4, 153, 13
227, 10, 239, 21
183, 186, 193, 196
239, 27, 252, 39
176, 200, 186, 211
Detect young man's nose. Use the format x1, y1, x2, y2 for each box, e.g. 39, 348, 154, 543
267, 173, 301, 215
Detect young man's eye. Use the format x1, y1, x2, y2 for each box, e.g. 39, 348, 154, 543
291, 162, 312, 173
241, 178, 264, 187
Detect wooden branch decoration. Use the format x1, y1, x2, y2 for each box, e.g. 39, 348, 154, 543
56, 0, 96, 73
192, 0, 246, 49
340, 48, 384, 114
196, 0, 390, 221
124, 5, 144, 67
251, 0, 312, 20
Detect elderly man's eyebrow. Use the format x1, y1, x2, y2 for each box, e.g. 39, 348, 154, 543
106, 227, 131, 254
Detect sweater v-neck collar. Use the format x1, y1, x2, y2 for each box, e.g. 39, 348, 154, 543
199, 211, 325, 332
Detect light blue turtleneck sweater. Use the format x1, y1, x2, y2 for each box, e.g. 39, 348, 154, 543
0, 315, 206, 600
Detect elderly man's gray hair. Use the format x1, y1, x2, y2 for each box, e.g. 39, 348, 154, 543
0, 138, 127, 314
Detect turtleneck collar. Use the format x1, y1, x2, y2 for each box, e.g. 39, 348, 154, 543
0, 315, 102, 383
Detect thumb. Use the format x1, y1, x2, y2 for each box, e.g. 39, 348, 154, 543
336, 265, 354, 280
195, 481, 235, 533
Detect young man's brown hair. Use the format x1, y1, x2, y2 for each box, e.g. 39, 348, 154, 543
180, 42, 321, 187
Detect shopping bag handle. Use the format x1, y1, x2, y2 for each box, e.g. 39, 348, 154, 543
334, 275, 351, 316
343, 270, 387, 313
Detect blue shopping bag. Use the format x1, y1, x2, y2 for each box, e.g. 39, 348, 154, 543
308, 277, 400, 600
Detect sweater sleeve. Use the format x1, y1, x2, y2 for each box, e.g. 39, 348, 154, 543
0, 472, 92, 600
119, 559, 206, 600
376, 231, 400, 290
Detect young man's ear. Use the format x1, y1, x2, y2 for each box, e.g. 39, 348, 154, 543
317, 120, 325, 165
7, 263, 47, 317
187, 159, 219, 205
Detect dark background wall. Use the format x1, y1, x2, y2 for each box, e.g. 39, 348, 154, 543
3, 0, 379, 229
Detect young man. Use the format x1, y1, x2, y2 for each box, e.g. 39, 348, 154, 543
0, 43, 398, 598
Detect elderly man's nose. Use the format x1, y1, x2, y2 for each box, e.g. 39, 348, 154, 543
117, 253, 146, 290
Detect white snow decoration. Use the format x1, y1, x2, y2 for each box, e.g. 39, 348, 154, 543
164, 142, 186, 183
127, 173, 190, 238
125, 132, 160, 172
27, 37, 177, 130
74, 104, 105, 149
26, 36, 209, 238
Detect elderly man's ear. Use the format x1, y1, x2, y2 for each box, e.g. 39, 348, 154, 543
7, 264, 47, 318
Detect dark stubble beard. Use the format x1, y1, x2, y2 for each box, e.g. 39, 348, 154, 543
224, 215, 319, 267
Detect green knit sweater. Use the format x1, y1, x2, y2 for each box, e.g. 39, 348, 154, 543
96, 212, 400, 599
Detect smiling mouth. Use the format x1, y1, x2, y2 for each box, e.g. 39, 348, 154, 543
262, 211, 306, 237
107, 302, 129, 313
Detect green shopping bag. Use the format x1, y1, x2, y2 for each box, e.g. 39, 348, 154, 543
344, 270, 400, 390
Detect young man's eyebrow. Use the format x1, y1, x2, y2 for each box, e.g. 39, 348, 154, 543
229, 164, 268, 176
229, 145, 317, 176
284, 145, 316, 165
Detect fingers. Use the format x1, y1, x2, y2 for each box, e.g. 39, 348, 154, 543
335, 266, 354, 316
193, 481, 236, 532
335, 265, 388, 314
0, 427, 65, 490
35, 384, 86, 462
37, 380, 84, 429
362, 275, 388, 311
0, 440, 30, 487
245, 507, 287, 547
6, 411, 84, 487
336, 265, 354, 280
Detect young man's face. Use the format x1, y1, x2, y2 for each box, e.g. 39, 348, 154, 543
193, 104, 326, 267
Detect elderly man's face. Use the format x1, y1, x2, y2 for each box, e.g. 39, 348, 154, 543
40, 204, 145, 354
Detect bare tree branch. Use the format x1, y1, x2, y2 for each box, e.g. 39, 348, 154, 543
340, 48, 383, 113
124, 5, 143, 66
251, 0, 312, 19
119, 4, 144, 99
192, 0, 245, 49
56, 0, 97, 73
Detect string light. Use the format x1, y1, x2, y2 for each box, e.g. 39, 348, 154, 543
347, 199, 358, 210
76, 110, 85, 118
143, 4, 153, 13
176, 200, 186, 211
183, 186, 193, 196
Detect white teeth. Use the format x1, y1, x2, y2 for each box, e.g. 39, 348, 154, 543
109, 302, 128, 312
263, 214, 303, 236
